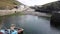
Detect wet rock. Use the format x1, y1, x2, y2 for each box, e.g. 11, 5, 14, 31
50, 13, 60, 28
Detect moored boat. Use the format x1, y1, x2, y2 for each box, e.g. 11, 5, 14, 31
0, 28, 24, 34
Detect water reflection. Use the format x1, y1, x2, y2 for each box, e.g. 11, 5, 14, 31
0, 15, 60, 34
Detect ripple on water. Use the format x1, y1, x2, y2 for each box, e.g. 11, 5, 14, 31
0, 15, 60, 34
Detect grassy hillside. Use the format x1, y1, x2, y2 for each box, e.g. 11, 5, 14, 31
41, 1, 60, 11
33, 1, 60, 14
0, 0, 22, 10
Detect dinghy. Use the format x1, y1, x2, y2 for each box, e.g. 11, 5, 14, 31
0, 28, 24, 34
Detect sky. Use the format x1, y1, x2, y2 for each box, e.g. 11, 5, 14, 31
17, 0, 58, 6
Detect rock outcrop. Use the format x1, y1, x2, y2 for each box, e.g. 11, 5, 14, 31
50, 13, 60, 27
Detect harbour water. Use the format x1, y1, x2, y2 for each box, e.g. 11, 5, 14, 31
0, 15, 60, 34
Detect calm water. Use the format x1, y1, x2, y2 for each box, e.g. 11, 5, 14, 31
0, 15, 60, 34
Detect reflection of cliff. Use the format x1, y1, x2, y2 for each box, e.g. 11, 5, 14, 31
0, 17, 5, 29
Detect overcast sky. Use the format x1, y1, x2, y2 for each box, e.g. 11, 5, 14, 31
17, 0, 58, 6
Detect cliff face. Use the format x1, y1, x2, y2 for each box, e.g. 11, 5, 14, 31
41, 1, 60, 11
32, 1, 60, 13
0, 0, 22, 10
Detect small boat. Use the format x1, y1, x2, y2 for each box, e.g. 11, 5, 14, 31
17, 28, 24, 34
0, 28, 24, 34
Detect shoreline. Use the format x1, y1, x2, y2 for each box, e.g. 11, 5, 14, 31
0, 10, 51, 18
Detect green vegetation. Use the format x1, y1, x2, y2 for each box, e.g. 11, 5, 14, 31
39, 1, 60, 14
0, 12, 24, 22
2, 12, 23, 17
31, 1, 60, 14
41, 1, 60, 11
0, 0, 22, 9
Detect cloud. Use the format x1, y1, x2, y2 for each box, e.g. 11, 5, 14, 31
17, 0, 57, 6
